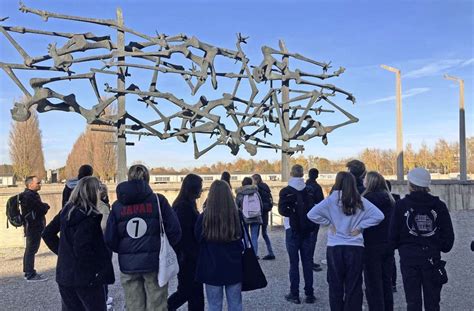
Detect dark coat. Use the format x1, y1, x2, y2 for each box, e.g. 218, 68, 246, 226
20, 189, 49, 234
278, 186, 316, 236
305, 179, 325, 205
194, 214, 244, 286
389, 191, 455, 265
256, 183, 273, 226
173, 199, 200, 263
104, 180, 182, 274
42, 204, 114, 287
363, 191, 394, 247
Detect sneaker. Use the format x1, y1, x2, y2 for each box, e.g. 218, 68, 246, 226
305, 295, 316, 304
262, 254, 276, 260
392, 285, 397, 293
321, 259, 327, 265
285, 293, 301, 304
26, 274, 48, 282
312, 263, 323, 272
106, 297, 113, 305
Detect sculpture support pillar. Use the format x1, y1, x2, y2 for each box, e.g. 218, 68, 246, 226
116, 8, 127, 183
280, 40, 290, 182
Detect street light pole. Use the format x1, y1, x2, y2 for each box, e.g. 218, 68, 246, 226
381, 65, 404, 181
444, 74, 467, 181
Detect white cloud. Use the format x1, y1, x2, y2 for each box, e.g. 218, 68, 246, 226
404, 59, 472, 79
365, 87, 431, 105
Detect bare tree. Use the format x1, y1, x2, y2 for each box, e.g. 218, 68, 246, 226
64, 126, 116, 181
9, 108, 46, 180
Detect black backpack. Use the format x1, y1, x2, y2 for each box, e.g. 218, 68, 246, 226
6, 194, 23, 228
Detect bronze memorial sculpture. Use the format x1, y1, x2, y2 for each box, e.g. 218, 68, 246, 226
1, 2, 358, 181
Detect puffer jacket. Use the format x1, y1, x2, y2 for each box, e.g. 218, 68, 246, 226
104, 180, 181, 273
235, 185, 263, 224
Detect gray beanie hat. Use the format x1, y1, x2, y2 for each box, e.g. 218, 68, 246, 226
407, 167, 431, 187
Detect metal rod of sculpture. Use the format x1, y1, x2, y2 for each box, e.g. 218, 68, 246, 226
444, 74, 467, 182
1, 3, 358, 181
381, 65, 404, 181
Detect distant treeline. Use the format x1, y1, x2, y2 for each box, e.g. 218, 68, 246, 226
150, 137, 474, 175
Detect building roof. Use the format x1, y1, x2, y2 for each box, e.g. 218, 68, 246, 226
0, 164, 14, 177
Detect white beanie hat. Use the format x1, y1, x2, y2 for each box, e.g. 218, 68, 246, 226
407, 167, 431, 187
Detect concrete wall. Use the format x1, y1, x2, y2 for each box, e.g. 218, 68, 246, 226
1, 180, 473, 248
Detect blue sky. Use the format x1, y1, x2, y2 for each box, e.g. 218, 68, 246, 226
0, 0, 472, 170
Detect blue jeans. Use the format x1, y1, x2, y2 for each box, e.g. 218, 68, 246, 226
285, 229, 314, 296
246, 223, 260, 257
205, 283, 242, 311
261, 223, 274, 256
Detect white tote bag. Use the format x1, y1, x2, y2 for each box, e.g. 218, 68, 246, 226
156, 194, 179, 287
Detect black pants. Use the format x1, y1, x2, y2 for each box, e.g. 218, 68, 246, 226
59, 284, 106, 311
401, 263, 442, 311
327, 245, 364, 311
23, 229, 42, 277
168, 260, 204, 311
364, 246, 394, 311
310, 226, 320, 264
392, 257, 397, 286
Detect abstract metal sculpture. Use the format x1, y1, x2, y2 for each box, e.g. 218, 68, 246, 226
1, 3, 358, 181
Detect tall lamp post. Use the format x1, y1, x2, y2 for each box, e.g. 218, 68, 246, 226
381, 65, 404, 181
444, 74, 467, 181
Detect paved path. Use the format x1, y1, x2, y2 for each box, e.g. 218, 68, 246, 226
1, 210, 473, 311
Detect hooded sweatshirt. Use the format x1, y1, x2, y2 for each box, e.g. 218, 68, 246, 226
389, 191, 454, 265
307, 190, 384, 247
104, 180, 182, 273
62, 178, 79, 207
279, 177, 317, 235
236, 184, 263, 224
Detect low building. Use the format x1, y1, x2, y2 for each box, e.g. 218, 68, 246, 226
0, 164, 16, 187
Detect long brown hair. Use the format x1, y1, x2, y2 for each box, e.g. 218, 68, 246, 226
203, 180, 241, 242
330, 171, 363, 216
363, 171, 395, 205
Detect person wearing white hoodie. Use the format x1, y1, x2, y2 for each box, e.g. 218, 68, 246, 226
279, 165, 318, 305
307, 171, 384, 311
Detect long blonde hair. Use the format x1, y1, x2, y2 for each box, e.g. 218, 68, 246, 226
203, 180, 241, 242
363, 171, 395, 205
67, 176, 101, 220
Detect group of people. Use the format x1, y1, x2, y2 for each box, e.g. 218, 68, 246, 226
279, 160, 455, 311
16, 160, 457, 311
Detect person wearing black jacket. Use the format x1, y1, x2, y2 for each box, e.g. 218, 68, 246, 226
279, 165, 317, 304
386, 180, 401, 292
20, 176, 50, 282
168, 174, 204, 311
252, 174, 275, 260
61, 164, 93, 207
389, 168, 455, 311
362, 172, 395, 311
194, 180, 244, 310
42, 176, 114, 311
104, 165, 181, 311
305, 168, 325, 272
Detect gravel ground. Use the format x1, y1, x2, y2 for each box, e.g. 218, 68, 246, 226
1, 210, 473, 311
